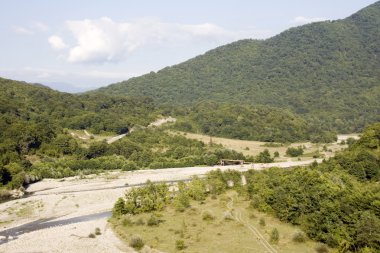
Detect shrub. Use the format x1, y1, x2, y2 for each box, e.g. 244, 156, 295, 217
122, 160, 138, 171
0, 188, 11, 201
315, 243, 329, 253
122, 217, 132, 227
175, 239, 186, 250
135, 217, 145, 226
202, 211, 215, 221
130, 235, 145, 250
173, 192, 190, 212
286, 146, 304, 157
95, 227, 101, 235
292, 231, 306, 243
88, 233, 96, 238
255, 149, 274, 163
147, 215, 160, 226
112, 197, 126, 217
270, 228, 279, 244
259, 217, 266, 226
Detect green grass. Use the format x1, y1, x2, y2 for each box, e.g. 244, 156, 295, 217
111, 191, 325, 253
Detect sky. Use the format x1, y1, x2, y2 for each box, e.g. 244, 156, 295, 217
0, 0, 377, 92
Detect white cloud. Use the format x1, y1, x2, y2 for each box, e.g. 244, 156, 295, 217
291, 16, 328, 25
33, 22, 49, 32
52, 17, 269, 64
13, 21, 49, 35
13, 26, 34, 35
21, 66, 136, 81
48, 35, 67, 50
84, 70, 137, 79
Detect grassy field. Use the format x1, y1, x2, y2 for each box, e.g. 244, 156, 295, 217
111, 191, 325, 253
171, 131, 348, 161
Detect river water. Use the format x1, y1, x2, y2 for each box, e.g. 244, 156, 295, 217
0, 211, 112, 245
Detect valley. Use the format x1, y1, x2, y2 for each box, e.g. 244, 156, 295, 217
0, 1, 379, 253
0, 160, 320, 253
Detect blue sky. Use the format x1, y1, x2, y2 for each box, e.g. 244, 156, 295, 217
0, 0, 377, 92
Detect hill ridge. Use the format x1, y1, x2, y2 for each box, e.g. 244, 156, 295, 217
95, 1, 380, 133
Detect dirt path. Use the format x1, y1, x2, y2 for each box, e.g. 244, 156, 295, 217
106, 133, 127, 144
227, 197, 277, 253
148, 117, 176, 127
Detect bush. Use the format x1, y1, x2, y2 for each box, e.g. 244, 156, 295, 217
88, 233, 96, 238
292, 231, 306, 243
130, 235, 145, 250
135, 218, 145, 226
95, 227, 101, 235
122, 160, 138, 171
315, 243, 329, 253
0, 188, 11, 201
270, 228, 279, 244
173, 192, 190, 212
255, 149, 274, 163
202, 211, 215, 221
112, 197, 126, 217
122, 217, 132, 227
147, 215, 160, 226
259, 217, 266, 226
176, 239, 186, 250
286, 146, 304, 157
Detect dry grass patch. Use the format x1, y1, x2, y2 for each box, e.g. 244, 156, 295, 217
111, 192, 325, 253
170, 131, 342, 160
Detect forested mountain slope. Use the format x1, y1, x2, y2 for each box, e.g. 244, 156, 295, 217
0, 77, 158, 189
171, 102, 335, 142
0, 77, 157, 135
0, 78, 250, 191
97, 1, 380, 133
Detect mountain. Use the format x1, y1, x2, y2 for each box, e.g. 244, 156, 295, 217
0, 77, 157, 133
0, 77, 250, 191
96, 1, 380, 133
0, 77, 157, 167
42, 82, 91, 93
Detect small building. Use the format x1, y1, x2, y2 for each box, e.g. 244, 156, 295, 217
220, 159, 244, 166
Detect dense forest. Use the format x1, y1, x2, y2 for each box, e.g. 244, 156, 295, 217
0, 77, 157, 134
244, 123, 380, 252
170, 102, 336, 142
113, 123, 380, 252
0, 78, 255, 192
0, 77, 158, 167
97, 1, 380, 134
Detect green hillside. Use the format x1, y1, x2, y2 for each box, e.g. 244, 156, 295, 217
0, 78, 251, 192
0, 77, 156, 190
0, 77, 157, 134
171, 102, 335, 142
97, 1, 380, 133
